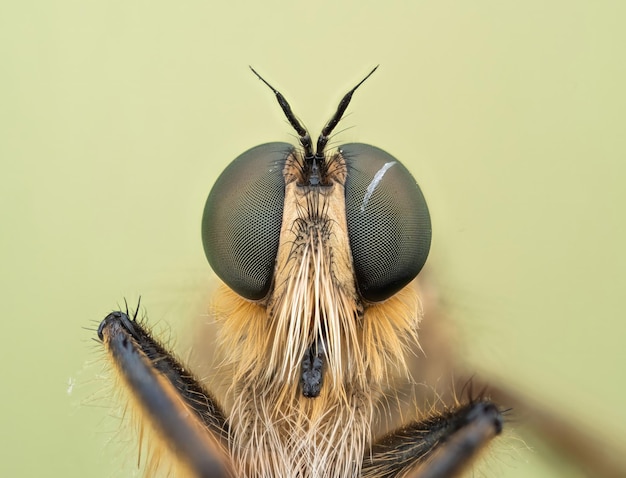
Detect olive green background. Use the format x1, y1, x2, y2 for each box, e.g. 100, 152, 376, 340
1, 1, 624, 476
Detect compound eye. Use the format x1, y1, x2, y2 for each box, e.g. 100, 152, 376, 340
201, 143, 293, 300
342, 143, 432, 302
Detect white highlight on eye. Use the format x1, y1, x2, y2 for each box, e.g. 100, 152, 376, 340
360, 161, 396, 213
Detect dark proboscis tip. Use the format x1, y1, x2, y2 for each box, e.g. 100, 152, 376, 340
301, 345, 324, 398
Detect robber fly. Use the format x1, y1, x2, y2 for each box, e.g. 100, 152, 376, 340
97, 67, 504, 478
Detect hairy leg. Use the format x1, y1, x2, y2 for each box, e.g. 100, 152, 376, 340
363, 400, 503, 478
98, 310, 233, 478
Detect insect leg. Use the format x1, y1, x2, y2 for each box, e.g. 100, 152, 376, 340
362, 400, 503, 478
98, 310, 233, 478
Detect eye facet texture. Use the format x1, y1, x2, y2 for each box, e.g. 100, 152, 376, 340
341, 143, 432, 302
201, 143, 293, 300
203, 142, 431, 303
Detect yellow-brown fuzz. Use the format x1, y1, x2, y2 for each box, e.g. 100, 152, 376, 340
213, 150, 423, 477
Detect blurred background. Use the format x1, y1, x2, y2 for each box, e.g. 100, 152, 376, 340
1, 1, 625, 476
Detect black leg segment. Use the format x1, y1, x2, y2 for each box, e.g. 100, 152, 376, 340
363, 400, 503, 478
98, 311, 233, 478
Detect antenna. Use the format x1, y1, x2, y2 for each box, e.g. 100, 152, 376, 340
316, 65, 378, 158
250, 66, 314, 160
250, 65, 379, 185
